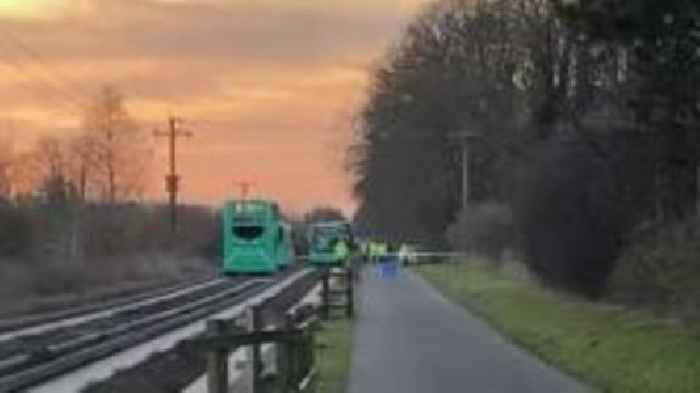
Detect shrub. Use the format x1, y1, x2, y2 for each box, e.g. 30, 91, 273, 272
0, 201, 218, 309
510, 141, 625, 297
610, 218, 700, 320
0, 204, 34, 257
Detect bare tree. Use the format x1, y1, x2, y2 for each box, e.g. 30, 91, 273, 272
33, 136, 76, 204
82, 85, 151, 204
0, 132, 14, 201
67, 134, 97, 202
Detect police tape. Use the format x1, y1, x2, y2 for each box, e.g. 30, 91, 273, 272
406, 252, 469, 258
296, 252, 467, 260
366, 252, 468, 258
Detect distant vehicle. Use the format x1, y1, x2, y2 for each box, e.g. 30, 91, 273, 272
398, 243, 419, 265
307, 220, 354, 266
277, 222, 295, 269
221, 199, 295, 274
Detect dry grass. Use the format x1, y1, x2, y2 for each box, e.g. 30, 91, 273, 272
0, 254, 214, 317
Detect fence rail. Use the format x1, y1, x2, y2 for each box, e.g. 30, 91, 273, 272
187, 306, 318, 393
187, 266, 355, 393
320, 267, 354, 320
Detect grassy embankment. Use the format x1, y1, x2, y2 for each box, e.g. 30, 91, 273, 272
414, 260, 700, 393
314, 317, 355, 393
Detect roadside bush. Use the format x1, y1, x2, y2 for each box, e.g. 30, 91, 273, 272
610, 218, 700, 320
175, 205, 220, 258
81, 203, 219, 259
0, 201, 218, 312
511, 141, 625, 297
0, 260, 34, 300
0, 204, 34, 257
446, 202, 516, 261
1, 254, 212, 299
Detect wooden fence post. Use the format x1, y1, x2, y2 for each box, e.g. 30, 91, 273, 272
306, 323, 316, 376
321, 269, 330, 320
247, 305, 262, 393
346, 266, 354, 319
297, 320, 318, 393
288, 313, 302, 390
276, 313, 293, 392
353, 256, 361, 282
206, 319, 228, 393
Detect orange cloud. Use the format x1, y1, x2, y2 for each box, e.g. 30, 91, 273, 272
0, 0, 429, 215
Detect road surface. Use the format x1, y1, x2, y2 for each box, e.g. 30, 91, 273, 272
347, 266, 589, 393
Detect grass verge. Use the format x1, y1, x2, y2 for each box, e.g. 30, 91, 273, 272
414, 260, 700, 393
314, 317, 354, 393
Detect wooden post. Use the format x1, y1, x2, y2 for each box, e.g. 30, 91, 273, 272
277, 313, 293, 392
305, 323, 316, 377
346, 266, 354, 319
321, 269, 330, 320
206, 320, 229, 393
247, 305, 262, 393
288, 313, 301, 389
301, 329, 311, 382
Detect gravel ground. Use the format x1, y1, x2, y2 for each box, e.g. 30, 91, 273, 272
0, 275, 216, 334
0, 279, 237, 362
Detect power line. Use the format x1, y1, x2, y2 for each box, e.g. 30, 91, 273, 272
0, 27, 93, 100
0, 49, 85, 118
233, 180, 256, 200
0, 27, 91, 116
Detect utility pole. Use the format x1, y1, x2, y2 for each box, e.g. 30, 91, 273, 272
233, 180, 256, 200
449, 131, 478, 210
154, 116, 193, 236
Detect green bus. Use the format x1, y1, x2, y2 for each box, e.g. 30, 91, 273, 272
222, 199, 294, 274
307, 220, 354, 266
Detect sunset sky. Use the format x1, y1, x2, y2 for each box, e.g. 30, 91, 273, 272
0, 0, 427, 215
